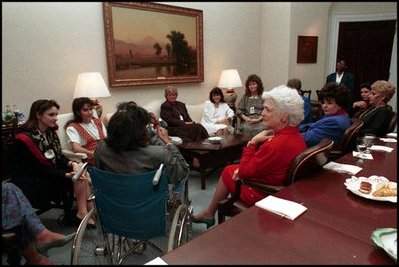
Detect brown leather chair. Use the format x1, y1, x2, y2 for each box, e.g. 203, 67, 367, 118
310, 100, 323, 122
316, 89, 322, 102
217, 138, 334, 224
385, 111, 397, 134
1, 117, 18, 147
328, 118, 364, 161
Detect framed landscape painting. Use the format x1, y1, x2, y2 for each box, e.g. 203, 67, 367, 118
103, 2, 204, 87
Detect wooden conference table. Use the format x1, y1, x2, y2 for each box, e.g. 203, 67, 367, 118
162, 141, 397, 264
178, 133, 250, 190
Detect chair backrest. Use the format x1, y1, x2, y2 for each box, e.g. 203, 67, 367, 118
299, 89, 312, 99
316, 89, 322, 102
310, 100, 323, 122
56, 112, 97, 161
56, 113, 74, 151
284, 138, 334, 186
332, 118, 364, 155
385, 111, 397, 134
88, 166, 168, 240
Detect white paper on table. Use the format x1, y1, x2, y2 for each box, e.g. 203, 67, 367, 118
323, 161, 363, 175
255, 195, 307, 220
145, 257, 168, 265
370, 145, 394, 152
378, 138, 397, 143
386, 132, 397, 138
352, 151, 374, 159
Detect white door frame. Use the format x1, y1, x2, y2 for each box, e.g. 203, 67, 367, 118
327, 11, 397, 75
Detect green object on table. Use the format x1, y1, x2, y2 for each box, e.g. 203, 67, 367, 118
371, 227, 397, 261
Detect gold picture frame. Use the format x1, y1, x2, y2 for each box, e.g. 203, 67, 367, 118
103, 2, 204, 87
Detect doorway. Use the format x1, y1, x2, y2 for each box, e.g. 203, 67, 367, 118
337, 20, 396, 101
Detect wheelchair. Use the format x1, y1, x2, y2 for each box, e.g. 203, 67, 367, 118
70, 163, 193, 265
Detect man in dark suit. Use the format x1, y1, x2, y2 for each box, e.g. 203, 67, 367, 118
326, 57, 355, 91
326, 57, 355, 115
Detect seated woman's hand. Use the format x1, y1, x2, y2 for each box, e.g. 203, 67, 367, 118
216, 118, 229, 125
353, 100, 367, 109
251, 129, 275, 144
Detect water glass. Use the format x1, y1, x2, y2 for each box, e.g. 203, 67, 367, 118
363, 134, 376, 154
356, 137, 367, 158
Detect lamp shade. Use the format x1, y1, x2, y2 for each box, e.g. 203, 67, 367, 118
217, 69, 243, 89
73, 72, 111, 99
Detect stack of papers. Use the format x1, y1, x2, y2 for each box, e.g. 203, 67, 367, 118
323, 161, 362, 175
255, 195, 307, 220
379, 138, 397, 143
352, 151, 373, 160
145, 257, 168, 265
370, 145, 394, 152
386, 132, 397, 139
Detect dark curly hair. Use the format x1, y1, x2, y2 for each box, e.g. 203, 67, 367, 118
244, 74, 264, 96
320, 82, 351, 109
71, 97, 94, 123
105, 103, 150, 152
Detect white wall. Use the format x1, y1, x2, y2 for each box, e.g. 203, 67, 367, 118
2, 2, 396, 116
2, 2, 262, 116
260, 3, 291, 91
288, 2, 332, 98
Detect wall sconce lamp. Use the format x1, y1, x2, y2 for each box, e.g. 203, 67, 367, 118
73, 72, 111, 117
217, 69, 242, 110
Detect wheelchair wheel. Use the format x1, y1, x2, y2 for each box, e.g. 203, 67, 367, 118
70, 209, 108, 265
167, 203, 193, 252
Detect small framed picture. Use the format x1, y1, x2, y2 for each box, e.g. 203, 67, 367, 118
297, 36, 318, 63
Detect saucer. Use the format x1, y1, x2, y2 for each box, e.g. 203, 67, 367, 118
208, 136, 222, 143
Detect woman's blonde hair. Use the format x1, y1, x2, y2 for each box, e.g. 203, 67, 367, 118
371, 80, 396, 103
164, 85, 178, 98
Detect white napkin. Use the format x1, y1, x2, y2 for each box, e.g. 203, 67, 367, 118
386, 132, 397, 138
255, 195, 307, 220
145, 257, 168, 265
370, 145, 394, 152
379, 138, 397, 143
323, 161, 363, 175
352, 151, 374, 159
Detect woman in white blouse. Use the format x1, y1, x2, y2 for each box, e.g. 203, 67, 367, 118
66, 97, 107, 165
200, 87, 235, 136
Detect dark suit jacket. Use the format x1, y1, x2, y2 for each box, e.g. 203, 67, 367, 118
326, 71, 355, 92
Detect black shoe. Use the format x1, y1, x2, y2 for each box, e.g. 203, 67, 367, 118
192, 216, 215, 229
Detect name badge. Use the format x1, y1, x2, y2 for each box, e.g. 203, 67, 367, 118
250, 107, 255, 114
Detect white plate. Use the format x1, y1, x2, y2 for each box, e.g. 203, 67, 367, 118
344, 175, 397, 203
371, 228, 397, 261
207, 136, 222, 143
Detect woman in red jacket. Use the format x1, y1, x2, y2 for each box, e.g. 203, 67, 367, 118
192, 85, 307, 227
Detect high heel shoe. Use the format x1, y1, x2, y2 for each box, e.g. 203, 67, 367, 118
192, 216, 215, 229
36, 233, 76, 257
